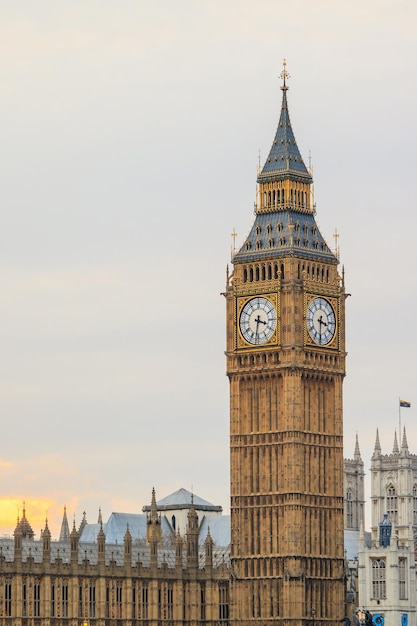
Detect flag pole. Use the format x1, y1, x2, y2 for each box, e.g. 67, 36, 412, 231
399, 397, 401, 448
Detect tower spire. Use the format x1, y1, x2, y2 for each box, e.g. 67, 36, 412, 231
392, 430, 399, 455
372, 429, 382, 458
59, 506, 70, 542
354, 433, 362, 461
258, 63, 312, 185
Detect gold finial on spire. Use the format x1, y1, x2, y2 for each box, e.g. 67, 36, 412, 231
280, 58, 290, 91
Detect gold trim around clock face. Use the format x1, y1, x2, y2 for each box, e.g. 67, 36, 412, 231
305, 294, 338, 348
236, 293, 279, 349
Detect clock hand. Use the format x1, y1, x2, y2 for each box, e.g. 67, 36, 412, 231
317, 315, 327, 329
254, 314, 267, 333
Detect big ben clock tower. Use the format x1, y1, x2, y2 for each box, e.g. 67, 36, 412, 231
225, 63, 346, 626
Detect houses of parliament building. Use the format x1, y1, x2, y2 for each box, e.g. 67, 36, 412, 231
1, 68, 414, 626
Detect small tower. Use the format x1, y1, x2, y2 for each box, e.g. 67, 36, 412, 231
42, 518, 51, 563
175, 528, 183, 571
186, 494, 199, 571
344, 434, 365, 530
13, 516, 23, 562
97, 521, 106, 566
205, 527, 213, 572
146, 487, 162, 544
70, 520, 79, 566
124, 524, 132, 569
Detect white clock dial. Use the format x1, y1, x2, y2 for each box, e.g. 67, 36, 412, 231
239, 297, 276, 345
307, 297, 336, 345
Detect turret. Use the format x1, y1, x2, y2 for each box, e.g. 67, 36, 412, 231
13, 516, 23, 561
124, 524, 132, 568
204, 527, 213, 572
146, 487, 162, 544
70, 520, 79, 565
42, 518, 51, 562
97, 521, 106, 565
175, 528, 183, 571
186, 495, 199, 571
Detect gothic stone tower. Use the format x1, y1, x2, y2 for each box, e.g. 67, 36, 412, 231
225, 67, 346, 626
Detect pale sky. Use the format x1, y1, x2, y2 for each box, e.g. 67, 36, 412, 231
0, 1, 416, 536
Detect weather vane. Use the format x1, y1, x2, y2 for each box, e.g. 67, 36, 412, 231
280, 58, 290, 91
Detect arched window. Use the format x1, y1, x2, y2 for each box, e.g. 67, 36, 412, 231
386, 485, 398, 523
399, 557, 407, 600
372, 560, 386, 599
171, 515, 176, 530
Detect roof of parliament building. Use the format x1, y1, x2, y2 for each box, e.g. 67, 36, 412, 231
0, 488, 230, 568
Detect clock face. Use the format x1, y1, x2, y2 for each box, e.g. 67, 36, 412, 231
239, 297, 277, 345
307, 297, 336, 345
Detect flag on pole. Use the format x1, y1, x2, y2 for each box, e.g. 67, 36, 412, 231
400, 400, 411, 408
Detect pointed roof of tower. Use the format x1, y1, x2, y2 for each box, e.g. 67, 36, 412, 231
15, 503, 34, 539
233, 64, 337, 265
71, 518, 78, 535
43, 517, 51, 538
150, 487, 158, 523
392, 430, 399, 455
354, 433, 362, 461
372, 429, 382, 458
258, 61, 312, 183
59, 506, 70, 542
401, 426, 409, 455
124, 523, 132, 543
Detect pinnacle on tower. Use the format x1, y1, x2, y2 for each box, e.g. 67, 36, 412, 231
372, 429, 382, 458
401, 426, 409, 454
392, 430, 399, 455
354, 432, 362, 461
59, 506, 70, 542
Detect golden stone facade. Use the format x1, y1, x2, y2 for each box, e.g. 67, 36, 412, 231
225, 68, 346, 625
0, 497, 231, 626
